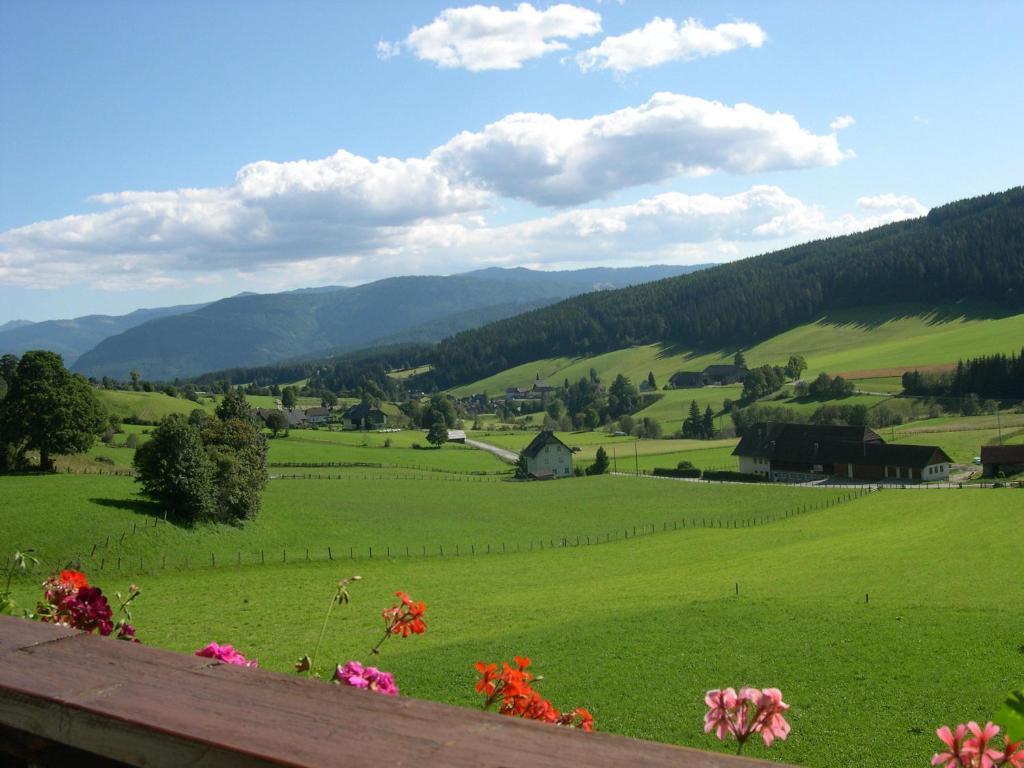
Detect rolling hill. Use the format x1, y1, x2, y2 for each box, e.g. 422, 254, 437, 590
418, 187, 1024, 390
71, 265, 705, 381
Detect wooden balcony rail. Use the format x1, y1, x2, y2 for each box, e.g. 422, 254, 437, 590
0, 616, 794, 767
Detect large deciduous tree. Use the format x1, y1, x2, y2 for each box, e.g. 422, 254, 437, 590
0, 350, 107, 470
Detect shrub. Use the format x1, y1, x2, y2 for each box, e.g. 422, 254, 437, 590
702, 470, 768, 483
653, 467, 701, 478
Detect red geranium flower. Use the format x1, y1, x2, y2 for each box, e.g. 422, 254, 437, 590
59, 570, 89, 590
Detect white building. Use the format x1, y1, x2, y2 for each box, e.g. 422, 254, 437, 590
521, 431, 573, 479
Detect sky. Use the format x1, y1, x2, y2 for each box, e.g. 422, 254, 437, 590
1, 1, 1022, 323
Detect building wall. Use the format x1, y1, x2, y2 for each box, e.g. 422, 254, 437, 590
527, 444, 572, 477
738, 455, 770, 476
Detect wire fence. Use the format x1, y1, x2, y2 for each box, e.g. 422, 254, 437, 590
29, 486, 884, 578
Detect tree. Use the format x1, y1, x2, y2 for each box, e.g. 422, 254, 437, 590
133, 414, 215, 521
809, 372, 833, 398
647, 371, 656, 389
607, 374, 639, 418
584, 408, 601, 430
216, 388, 252, 421
515, 454, 530, 479
200, 417, 268, 523
320, 390, 338, 408
133, 413, 267, 524
129, 370, 141, 391
734, 350, 747, 368
265, 410, 289, 438
785, 355, 808, 380
0, 350, 107, 470
682, 399, 702, 438
281, 386, 298, 409
587, 446, 610, 475
702, 405, 716, 439
182, 383, 200, 402
426, 418, 448, 448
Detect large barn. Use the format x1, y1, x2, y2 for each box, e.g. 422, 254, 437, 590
733, 422, 952, 483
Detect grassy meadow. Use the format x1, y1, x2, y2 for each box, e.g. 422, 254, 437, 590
4, 471, 1021, 768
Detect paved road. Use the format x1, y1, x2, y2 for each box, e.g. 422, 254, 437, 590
464, 438, 519, 464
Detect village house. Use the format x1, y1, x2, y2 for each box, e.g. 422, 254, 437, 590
504, 386, 533, 400
520, 430, 573, 479
733, 422, 952, 483
669, 364, 749, 388
341, 402, 387, 431
980, 444, 1024, 477
303, 406, 331, 425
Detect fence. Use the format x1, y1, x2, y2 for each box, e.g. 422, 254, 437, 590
28, 487, 878, 578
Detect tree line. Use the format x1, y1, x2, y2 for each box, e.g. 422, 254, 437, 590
902, 348, 1024, 400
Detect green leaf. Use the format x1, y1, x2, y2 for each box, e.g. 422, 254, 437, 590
994, 689, 1024, 742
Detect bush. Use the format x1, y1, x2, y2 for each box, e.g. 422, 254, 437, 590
677, 460, 696, 470
652, 467, 701, 478
702, 470, 768, 483
125, 433, 140, 449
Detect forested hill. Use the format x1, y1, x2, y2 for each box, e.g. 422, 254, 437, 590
418, 187, 1024, 389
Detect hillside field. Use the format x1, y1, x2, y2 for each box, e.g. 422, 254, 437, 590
449, 303, 1024, 397
3, 473, 1021, 768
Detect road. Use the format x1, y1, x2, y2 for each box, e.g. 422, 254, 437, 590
463, 438, 519, 464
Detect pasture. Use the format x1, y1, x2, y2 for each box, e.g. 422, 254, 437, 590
4, 473, 1021, 768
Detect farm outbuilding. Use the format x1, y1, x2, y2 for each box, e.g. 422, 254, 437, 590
980, 444, 1024, 477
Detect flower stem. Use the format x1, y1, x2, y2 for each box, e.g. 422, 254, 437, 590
309, 590, 339, 674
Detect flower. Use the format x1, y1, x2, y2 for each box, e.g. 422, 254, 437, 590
704, 686, 790, 753
59, 570, 89, 589
704, 688, 738, 740
388, 591, 427, 637
195, 642, 258, 668
966, 722, 1004, 768
334, 660, 399, 696
1001, 737, 1024, 768
116, 621, 139, 642
475, 656, 593, 731
61, 587, 114, 636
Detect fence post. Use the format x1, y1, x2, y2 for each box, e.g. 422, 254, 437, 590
328, 546, 333, 561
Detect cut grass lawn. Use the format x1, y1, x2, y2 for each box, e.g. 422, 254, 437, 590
5, 481, 1021, 768
96, 389, 216, 421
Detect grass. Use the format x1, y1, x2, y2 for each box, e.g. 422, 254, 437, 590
0, 474, 855, 571
96, 390, 215, 421
5, 479, 1022, 768
449, 302, 1024, 397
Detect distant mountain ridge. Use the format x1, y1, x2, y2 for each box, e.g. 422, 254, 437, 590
71, 265, 708, 380
0, 302, 210, 364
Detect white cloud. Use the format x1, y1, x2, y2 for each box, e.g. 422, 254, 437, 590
829, 115, 855, 131
402, 3, 601, 71
0, 93, 862, 291
856, 194, 928, 217
577, 17, 765, 73
376, 39, 401, 60
432, 92, 850, 205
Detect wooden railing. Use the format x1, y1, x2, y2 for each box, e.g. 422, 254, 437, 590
0, 616, 793, 767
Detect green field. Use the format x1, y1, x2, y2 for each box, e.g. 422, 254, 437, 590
4, 474, 1021, 768
450, 303, 1024, 397
96, 389, 216, 421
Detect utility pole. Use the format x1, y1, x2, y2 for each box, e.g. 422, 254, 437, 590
612, 447, 618, 473
997, 406, 1003, 444
634, 441, 639, 476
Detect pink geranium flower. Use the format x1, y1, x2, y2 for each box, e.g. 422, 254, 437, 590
195, 642, 258, 668
334, 660, 399, 696
704, 685, 790, 754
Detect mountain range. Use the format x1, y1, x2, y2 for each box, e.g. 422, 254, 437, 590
44, 265, 707, 380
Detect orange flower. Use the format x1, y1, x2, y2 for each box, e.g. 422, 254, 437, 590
59, 570, 89, 590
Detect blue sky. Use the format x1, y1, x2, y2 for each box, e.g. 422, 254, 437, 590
2, 1, 1022, 322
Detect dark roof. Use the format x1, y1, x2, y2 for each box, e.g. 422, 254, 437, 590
343, 402, 385, 420
703, 364, 747, 376
521, 430, 571, 459
980, 445, 1024, 463
732, 422, 951, 468
305, 407, 330, 417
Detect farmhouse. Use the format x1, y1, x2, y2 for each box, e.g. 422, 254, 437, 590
521, 430, 573, 479
733, 422, 953, 483
304, 406, 331, 425
670, 365, 749, 388
980, 444, 1024, 477
504, 386, 533, 400
342, 402, 387, 431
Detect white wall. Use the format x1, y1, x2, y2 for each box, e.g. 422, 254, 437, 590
527, 443, 572, 477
